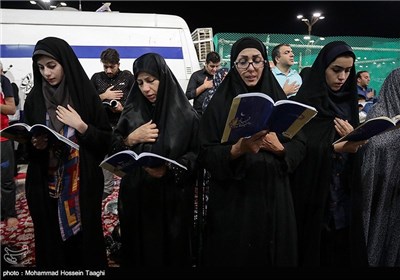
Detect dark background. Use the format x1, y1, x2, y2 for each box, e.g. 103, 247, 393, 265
1, 1, 399, 38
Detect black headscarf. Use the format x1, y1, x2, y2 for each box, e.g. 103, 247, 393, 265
23, 37, 111, 268
290, 41, 361, 266
229, 37, 267, 68
115, 52, 198, 160
25, 37, 101, 127
294, 40, 359, 129
200, 36, 286, 145
197, 37, 306, 267
360, 68, 400, 266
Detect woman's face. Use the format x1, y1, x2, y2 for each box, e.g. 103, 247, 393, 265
234, 48, 265, 87
37, 55, 64, 86
325, 55, 354, 92
136, 72, 160, 103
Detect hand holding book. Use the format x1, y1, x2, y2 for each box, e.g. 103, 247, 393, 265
334, 139, 368, 154
333, 114, 400, 144
0, 123, 79, 150
100, 150, 187, 177
221, 92, 317, 143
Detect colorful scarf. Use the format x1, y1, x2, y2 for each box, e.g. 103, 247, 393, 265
47, 123, 81, 241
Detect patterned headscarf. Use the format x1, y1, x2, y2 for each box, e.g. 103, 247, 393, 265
360, 67, 400, 266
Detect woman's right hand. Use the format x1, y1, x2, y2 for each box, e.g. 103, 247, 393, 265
143, 165, 167, 178
230, 130, 268, 159
124, 120, 159, 147
334, 140, 367, 153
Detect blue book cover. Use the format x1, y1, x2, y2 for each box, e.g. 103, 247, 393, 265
221, 92, 317, 143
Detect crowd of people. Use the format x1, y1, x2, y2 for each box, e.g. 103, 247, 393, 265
1, 34, 399, 272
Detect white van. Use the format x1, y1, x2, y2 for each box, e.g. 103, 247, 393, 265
0, 8, 200, 111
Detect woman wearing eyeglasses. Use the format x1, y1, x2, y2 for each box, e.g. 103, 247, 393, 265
198, 37, 306, 267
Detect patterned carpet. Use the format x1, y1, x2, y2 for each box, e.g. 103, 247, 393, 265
0, 171, 120, 268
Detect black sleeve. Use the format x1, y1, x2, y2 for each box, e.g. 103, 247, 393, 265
1, 75, 14, 98
12, 83, 19, 106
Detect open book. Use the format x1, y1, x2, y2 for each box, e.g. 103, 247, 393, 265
333, 115, 400, 144
0, 123, 79, 150
100, 150, 187, 177
102, 99, 118, 108
221, 92, 318, 143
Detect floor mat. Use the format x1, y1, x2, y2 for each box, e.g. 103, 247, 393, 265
1, 181, 120, 267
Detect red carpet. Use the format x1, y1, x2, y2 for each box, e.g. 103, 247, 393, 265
0, 178, 120, 267
14, 173, 26, 180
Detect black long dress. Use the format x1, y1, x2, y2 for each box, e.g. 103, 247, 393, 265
291, 41, 366, 266
198, 37, 306, 267
24, 37, 112, 268
111, 53, 199, 267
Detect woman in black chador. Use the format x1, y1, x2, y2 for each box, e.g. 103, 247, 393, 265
111, 53, 199, 267
24, 37, 112, 268
198, 37, 306, 267
292, 41, 367, 266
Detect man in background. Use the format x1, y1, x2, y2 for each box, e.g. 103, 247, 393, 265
357, 70, 376, 102
357, 70, 377, 122
0, 61, 18, 228
186, 51, 221, 116
91, 48, 134, 199
271, 43, 302, 98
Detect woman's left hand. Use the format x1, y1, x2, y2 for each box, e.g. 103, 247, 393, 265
260, 132, 285, 156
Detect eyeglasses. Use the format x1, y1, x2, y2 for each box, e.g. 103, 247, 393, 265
234, 59, 266, 70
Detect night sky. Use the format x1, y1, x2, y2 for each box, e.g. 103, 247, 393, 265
1, 1, 399, 38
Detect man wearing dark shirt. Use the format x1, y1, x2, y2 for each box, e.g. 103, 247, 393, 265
91, 48, 135, 127
91, 48, 134, 199
185, 51, 221, 116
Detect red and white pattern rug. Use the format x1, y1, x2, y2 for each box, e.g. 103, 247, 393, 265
0, 175, 120, 268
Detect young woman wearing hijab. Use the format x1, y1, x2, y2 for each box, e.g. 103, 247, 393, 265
24, 37, 112, 268
359, 68, 400, 267
198, 37, 307, 267
291, 41, 368, 266
110, 53, 199, 267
